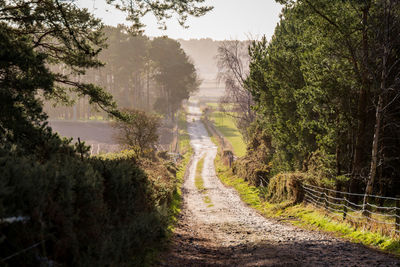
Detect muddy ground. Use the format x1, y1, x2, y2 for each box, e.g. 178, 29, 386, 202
158, 99, 400, 267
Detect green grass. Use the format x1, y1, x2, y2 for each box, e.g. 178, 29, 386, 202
205, 102, 235, 110
195, 157, 205, 191
206, 102, 219, 108
209, 111, 246, 157
203, 195, 212, 203
195, 156, 214, 207
213, 145, 400, 256
167, 110, 193, 232
178, 111, 191, 155
203, 195, 214, 207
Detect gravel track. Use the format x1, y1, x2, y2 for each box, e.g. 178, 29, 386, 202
159, 99, 400, 266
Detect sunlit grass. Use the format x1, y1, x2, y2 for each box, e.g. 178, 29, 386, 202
203, 195, 214, 207
194, 155, 214, 207
213, 143, 400, 255
209, 111, 246, 157
205, 102, 234, 110
195, 157, 205, 191
178, 111, 191, 155
168, 110, 193, 231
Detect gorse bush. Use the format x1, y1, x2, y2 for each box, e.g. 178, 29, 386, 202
0, 147, 176, 266
265, 172, 306, 204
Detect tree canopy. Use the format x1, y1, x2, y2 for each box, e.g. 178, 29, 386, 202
245, 0, 400, 197
0, 0, 208, 152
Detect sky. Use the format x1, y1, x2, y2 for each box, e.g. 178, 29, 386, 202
76, 0, 283, 41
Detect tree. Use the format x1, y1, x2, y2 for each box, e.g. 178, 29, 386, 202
245, 0, 400, 197
217, 40, 255, 140
106, 0, 212, 33
364, 0, 400, 197
113, 109, 160, 156
246, 2, 360, 178
150, 37, 200, 120
0, 22, 57, 154
0, 0, 211, 153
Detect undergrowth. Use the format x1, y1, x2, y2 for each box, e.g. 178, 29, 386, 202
168, 111, 193, 230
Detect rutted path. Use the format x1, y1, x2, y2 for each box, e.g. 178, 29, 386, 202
159, 99, 400, 266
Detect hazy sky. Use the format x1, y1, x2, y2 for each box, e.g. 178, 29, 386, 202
76, 0, 282, 41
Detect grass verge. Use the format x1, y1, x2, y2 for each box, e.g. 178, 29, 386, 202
152, 110, 193, 266
168, 111, 193, 230
209, 111, 246, 157
213, 146, 400, 256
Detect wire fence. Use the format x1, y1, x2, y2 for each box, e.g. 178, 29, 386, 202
302, 184, 400, 236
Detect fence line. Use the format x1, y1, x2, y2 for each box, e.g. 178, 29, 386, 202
1, 240, 45, 262
304, 184, 400, 201
302, 184, 400, 235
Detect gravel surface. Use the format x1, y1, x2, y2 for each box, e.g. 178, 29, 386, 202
159, 99, 400, 266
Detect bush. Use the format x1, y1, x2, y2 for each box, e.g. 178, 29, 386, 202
265, 172, 307, 204
112, 109, 160, 157
232, 124, 273, 186
0, 148, 176, 266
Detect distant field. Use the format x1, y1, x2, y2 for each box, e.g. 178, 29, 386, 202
49, 120, 173, 155
206, 103, 234, 110
209, 111, 246, 157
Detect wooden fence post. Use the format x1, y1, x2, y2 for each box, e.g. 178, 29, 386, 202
304, 187, 308, 205
343, 196, 348, 221
323, 189, 328, 210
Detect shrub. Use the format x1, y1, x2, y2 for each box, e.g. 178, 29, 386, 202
265, 172, 308, 204
0, 148, 176, 266
112, 109, 160, 157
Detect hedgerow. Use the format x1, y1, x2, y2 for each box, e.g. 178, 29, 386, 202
0, 147, 176, 266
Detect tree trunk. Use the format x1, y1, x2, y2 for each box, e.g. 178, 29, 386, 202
365, 95, 383, 196
364, 0, 390, 199
349, 3, 371, 196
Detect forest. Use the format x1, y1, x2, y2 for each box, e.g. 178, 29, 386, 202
44, 26, 199, 121
227, 0, 400, 200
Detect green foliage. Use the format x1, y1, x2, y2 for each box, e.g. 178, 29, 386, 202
166, 109, 193, 234
0, 23, 53, 153
245, 1, 366, 188
265, 172, 307, 204
106, 0, 212, 34
245, 0, 400, 195
112, 109, 160, 157
0, 147, 178, 266
232, 121, 273, 186
150, 37, 200, 119
0, 1, 210, 265
214, 147, 400, 255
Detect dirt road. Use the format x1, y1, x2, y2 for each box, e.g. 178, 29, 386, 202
159, 99, 400, 266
